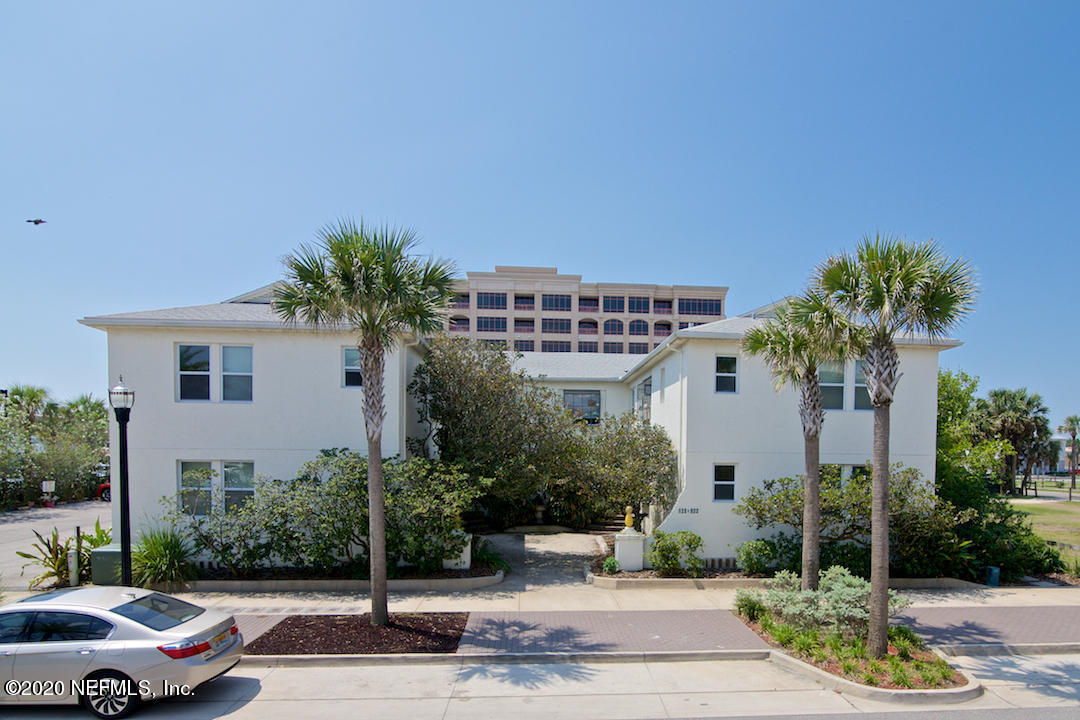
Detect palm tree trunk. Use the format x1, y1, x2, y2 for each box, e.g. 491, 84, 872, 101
802, 434, 821, 591
362, 338, 389, 626
868, 403, 890, 658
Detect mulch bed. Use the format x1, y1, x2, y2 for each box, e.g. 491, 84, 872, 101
245, 613, 469, 655
742, 619, 964, 690
198, 562, 501, 581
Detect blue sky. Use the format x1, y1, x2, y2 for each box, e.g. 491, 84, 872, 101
2, 1, 1078, 427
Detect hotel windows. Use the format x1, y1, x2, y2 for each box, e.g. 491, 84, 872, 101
578, 341, 598, 353
654, 322, 672, 337
628, 296, 650, 314
579, 297, 599, 313
450, 293, 470, 309
541, 340, 571, 352
481, 339, 506, 347
603, 296, 625, 313
603, 342, 623, 354
476, 292, 507, 310
514, 318, 535, 333
713, 465, 736, 501
578, 319, 598, 335
604, 319, 624, 334
448, 317, 470, 332
542, 294, 572, 311
542, 317, 571, 333
629, 342, 649, 354
679, 298, 723, 316
515, 340, 534, 352
654, 299, 672, 314
715, 356, 737, 393
477, 316, 507, 333
628, 320, 649, 336
515, 294, 535, 311
819, 362, 845, 410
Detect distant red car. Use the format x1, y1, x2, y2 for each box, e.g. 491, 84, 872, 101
97, 482, 111, 502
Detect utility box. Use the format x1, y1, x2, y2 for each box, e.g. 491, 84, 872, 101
91, 544, 122, 586
985, 565, 1000, 587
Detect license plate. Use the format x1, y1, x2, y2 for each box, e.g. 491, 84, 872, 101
210, 631, 228, 650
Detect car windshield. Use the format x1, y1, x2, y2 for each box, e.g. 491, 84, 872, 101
110, 593, 205, 631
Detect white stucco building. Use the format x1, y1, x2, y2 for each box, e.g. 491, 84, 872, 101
81, 286, 957, 564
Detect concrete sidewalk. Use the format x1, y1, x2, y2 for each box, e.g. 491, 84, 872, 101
899, 606, 1080, 648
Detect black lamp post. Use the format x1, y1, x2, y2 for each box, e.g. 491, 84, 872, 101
108, 376, 135, 586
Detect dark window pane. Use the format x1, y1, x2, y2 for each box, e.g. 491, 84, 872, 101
223, 375, 252, 401
224, 490, 252, 512
715, 375, 736, 393
179, 374, 210, 400
821, 386, 844, 410
345, 370, 363, 387
714, 483, 735, 501
515, 340, 534, 352
178, 345, 210, 372
111, 593, 205, 631
0, 612, 32, 643
714, 465, 735, 482
578, 341, 597, 353
855, 387, 873, 410
716, 356, 737, 374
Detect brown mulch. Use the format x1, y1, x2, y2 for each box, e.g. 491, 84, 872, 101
741, 619, 964, 690
245, 613, 469, 655
198, 563, 501, 581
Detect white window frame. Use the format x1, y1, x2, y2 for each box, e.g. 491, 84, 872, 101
221, 345, 253, 403
818, 361, 845, 411
178, 459, 256, 517
563, 390, 601, 424
222, 460, 256, 512
854, 359, 873, 411
178, 460, 214, 516
713, 464, 736, 502
177, 344, 212, 402
343, 347, 363, 388
714, 355, 738, 394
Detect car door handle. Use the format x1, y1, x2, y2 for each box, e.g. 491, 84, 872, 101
76, 647, 95, 655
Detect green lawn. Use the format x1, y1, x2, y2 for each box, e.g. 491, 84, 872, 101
1011, 500, 1080, 570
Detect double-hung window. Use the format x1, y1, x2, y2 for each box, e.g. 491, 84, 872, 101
179, 461, 213, 516
564, 390, 601, 424
715, 356, 737, 393
713, 465, 736, 501
818, 362, 844, 410
178, 345, 211, 401
223, 462, 255, 511
222, 346, 253, 401
855, 360, 873, 410
343, 348, 363, 387
179, 460, 255, 515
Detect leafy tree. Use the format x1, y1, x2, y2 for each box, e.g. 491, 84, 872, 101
976, 388, 1049, 494
936, 370, 1012, 509
815, 235, 977, 657
273, 219, 455, 625
743, 291, 864, 589
1060, 415, 1080, 500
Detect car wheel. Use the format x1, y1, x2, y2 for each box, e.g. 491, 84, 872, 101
80, 670, 141, 719
102, 488, 111, 502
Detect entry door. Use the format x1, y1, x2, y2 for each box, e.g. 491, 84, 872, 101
11, 611, 115, 703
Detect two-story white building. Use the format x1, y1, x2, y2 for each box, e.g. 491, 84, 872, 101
81, 287, 956, 564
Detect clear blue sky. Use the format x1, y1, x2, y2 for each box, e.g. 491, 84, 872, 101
2, 2, 1078, 427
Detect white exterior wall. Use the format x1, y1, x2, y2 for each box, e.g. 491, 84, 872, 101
655, 338, 942, 561
537, 380, 632, 420
105, 327, 410, 535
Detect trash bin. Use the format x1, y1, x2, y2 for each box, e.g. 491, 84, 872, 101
91, 544, 122, 585
985, 565, 1000, 587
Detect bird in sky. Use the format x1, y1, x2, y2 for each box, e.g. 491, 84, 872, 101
26, 218, 46, 225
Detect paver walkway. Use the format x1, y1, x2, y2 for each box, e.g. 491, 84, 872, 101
898, 605, 1080, 647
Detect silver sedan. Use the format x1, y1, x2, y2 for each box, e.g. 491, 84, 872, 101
0, 585, 243, 718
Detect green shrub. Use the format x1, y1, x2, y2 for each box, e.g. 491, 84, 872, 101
811, 647, 829, 664
77, 520, 112, 584
867, 658, 884, 674
735, 539, 776, 575
772, 623, 798, 647
132, 527, 197, 587
862, 672, 879, 686
647, 530, 705, 577
889, 663, 913, 688
793, 631, 821, 656
734, 589, 767, 622
840, 658, 857, 675
825, 631, 845, 657
473, 537, 510, 573
888, 624, 923, 649
602, 556, 621, 575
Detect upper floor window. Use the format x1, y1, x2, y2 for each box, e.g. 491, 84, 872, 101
448, 316, 470, 332
628, 319, 649, 336
604, 319, 624, 335
603, 296, 625, 313
629, 342, 649, 354
514, 294, 535, 311
654, 299, 673, 315
603, 342, 623, 354
713, 465, 736, 501
578, 341, 598, 353
564, 390, 601, 424
855, 360, 873, 410
654, 321, 672, 337
450, 293, 470, 309
222, 346, 252, 402
541, 340, 570, 352
542, 294, 571, 311
635, 377, 652, 420
476, 292, 507, 310
178, 345, 211, 401
679, 298, 723, 316
579, 297, 599, 313
477, 316, 507, 333
344, 348, 363, 387
515, 339, 534, 352
715, 356, 737, 393
628, 296, 650, 314
818, 362, 844, 410
514, 318, 535, 333
542, 317, 571, 334
578, 319, 598, 335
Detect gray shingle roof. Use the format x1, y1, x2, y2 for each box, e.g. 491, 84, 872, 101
512, 352, 640, 381
79, 302, 318, 329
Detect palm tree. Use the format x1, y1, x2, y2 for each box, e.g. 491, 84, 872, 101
743, 290, 864, 590
815, 234, 977, 657
976, 388, 1048, 494
273, 219, 456, 625
1060, 415, 1080, 501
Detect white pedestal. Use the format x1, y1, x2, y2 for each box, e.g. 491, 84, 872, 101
614, 529, 645, 572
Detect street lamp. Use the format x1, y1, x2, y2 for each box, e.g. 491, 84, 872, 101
108, 376, 135, 586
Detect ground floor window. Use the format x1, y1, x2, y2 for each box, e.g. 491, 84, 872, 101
179, 460, 255, 516
713, 464, 735, 501
563, 390, 601, 423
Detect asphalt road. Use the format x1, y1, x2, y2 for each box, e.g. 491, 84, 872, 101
0, 501, 111, 591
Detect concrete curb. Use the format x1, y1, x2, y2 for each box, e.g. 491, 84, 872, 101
176, 570, 503, 594
936, 642, 1080, 657
767, 649, 984, 704
239, 648, 771, 667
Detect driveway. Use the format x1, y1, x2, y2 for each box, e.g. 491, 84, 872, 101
0, 501, 111, 591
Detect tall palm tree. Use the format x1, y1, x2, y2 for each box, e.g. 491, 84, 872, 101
815, 234, 977, 657
743, 291, 865, 590
273, 219, 456, 625
976, 388, 1048, 494
1059, 415, 1080, 501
